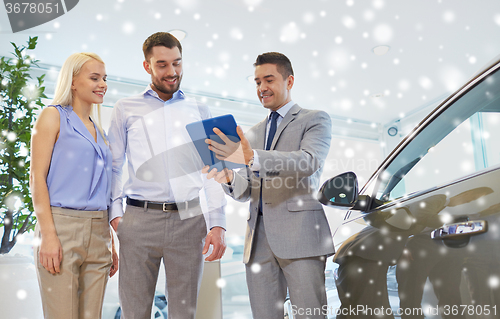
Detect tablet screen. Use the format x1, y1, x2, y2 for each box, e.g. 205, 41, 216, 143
186, 114, 246, 170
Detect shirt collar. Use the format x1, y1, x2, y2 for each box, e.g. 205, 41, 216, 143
142, 84, 186, 103
269, 100, 295, 119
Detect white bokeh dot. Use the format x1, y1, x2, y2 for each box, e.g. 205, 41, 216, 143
230, 28, 244, 40
344, 148, 355, 158
303, 12, 315, 24
216, 278, 227, 288
251, 263, 262, 273
238, 208, 247, 217
419, 76, 433, 89
398, 79, 410, 90
7, 132, 16, 142
340, 99, 352, 110
17, 289, 27, 300
122, 22, 134, 34
280, 22, 301, 43
373, 24, 393, 42
461, 160, 472, 172
364, 10, 375, 21
342, 16, 356, 29
373, 0, 384, 9
488, 276, 499, 289
443, 11, 455, 23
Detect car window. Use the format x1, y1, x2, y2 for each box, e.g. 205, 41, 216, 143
374, 65, 500, 203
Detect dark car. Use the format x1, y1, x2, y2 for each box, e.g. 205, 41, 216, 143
319, 55, 500, 319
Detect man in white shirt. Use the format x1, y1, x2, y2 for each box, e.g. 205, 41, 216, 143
108, 32, 226, 319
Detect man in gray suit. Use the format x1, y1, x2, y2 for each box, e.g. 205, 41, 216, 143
203, 52, 334, 319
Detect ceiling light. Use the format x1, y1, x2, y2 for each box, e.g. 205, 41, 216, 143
168, 29, 187, 41
372, 45, 391, 56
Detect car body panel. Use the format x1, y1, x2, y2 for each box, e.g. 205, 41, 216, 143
323, 56, 500, 317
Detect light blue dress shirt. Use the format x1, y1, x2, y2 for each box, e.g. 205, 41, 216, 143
46, 105, 111, 211
107, 86, 226, 227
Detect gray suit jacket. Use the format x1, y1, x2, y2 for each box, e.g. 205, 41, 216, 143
223, 104, 335, 263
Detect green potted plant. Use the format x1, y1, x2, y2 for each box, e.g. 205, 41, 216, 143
0, 36, 46, 254
0, 36, 46, 318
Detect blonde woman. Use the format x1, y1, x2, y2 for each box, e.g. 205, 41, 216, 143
30, 52, 118, 319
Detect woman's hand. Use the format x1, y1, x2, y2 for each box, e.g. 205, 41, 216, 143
109, 234, 119, 277
39, 233, 63, 274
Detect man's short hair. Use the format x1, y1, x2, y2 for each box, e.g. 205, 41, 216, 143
143, 32, 182, 61
254, 52, 294, 79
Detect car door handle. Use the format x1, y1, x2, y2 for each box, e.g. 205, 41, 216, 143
431, 220, 488, 239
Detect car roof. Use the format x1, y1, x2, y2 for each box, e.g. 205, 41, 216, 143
472, 53, 500, 78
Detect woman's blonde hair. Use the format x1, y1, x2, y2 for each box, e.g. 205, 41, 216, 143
52, 52, 107, 143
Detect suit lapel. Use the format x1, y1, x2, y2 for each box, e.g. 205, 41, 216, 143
270, 104, 301, 150
251, 118, 267, 150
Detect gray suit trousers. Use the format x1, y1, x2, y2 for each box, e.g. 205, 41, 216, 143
246, 216, 327, 319
117, 205, 207, 319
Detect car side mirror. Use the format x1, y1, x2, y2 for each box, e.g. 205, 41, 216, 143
318, 172, 358, 207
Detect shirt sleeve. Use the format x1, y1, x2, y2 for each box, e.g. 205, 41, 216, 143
249, 150, 261, 171
202, 177, 227, 230
200, 102, 226, 229
107, 100, 127, 223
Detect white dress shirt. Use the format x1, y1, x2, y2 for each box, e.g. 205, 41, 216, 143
107, 86, 226, 229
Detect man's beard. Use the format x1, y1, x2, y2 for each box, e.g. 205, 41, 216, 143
151, 75, 182, 95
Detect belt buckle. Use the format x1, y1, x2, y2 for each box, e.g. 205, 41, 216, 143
163, 203, 168, 212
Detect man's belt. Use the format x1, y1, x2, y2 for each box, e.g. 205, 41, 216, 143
126, 197, 199, 212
